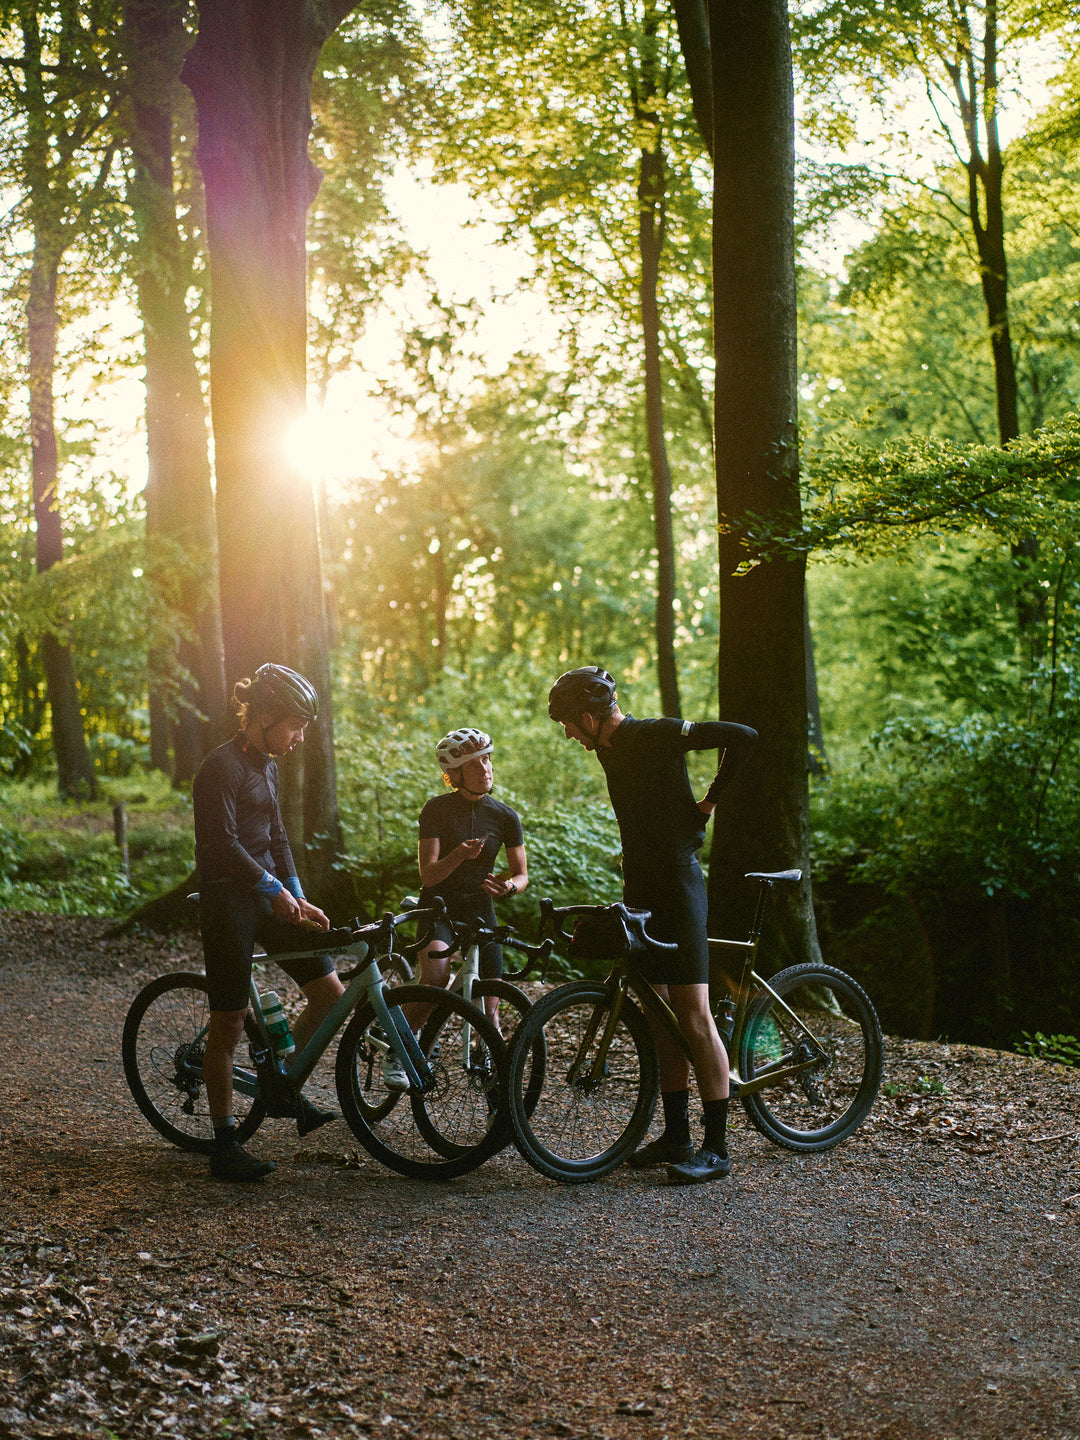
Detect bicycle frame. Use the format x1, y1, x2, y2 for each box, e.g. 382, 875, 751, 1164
570, 878, 833, 1098
233, 934, 435, 1104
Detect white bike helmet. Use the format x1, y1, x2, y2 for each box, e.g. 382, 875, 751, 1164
436, 728, 494, 772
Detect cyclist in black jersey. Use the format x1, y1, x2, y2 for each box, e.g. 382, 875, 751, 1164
382, 727, 528, 1089
548, 666, 757, 1184
193, 663, 344, 1182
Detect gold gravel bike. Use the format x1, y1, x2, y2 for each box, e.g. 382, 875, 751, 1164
507, 870, 883, 1183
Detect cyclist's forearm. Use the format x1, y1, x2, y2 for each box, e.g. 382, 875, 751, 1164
418, 843, 476, 887
699, 723, 758, 804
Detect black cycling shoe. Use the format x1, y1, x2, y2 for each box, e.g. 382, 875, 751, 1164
666, 1146, 732, 1185
210, 1138, 276, 1183
627, 1135, 695, 1168
296, 1096, 338, 1138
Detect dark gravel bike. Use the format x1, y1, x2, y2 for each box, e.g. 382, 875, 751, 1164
506, 870, 883, 1183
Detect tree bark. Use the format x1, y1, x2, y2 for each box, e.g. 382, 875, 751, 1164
706, 0, 820, 965
948, 2, 1042, 646
23, 3, 97, 801
637, 10, 681, 719
182, 0, 348, 895
124, 0, 226, 782
672, 0, 713, 158
28, 243, 96, 802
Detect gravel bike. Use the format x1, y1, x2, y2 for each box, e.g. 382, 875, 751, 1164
122, 903, 513, 1180
506, 870, 883, 1183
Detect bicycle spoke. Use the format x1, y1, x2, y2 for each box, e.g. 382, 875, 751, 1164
122, 973, 265, 1154
508, 983, 657, 1182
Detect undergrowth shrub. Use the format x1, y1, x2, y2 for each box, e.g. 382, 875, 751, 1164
811, 712, 1080, 1047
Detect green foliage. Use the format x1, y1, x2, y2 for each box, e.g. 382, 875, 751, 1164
735, 413, 1080, 565
812, 707, 1080, 901
330, 357, 721, 703
1015, 1031, 1080, 1067
0, 773, 193, 916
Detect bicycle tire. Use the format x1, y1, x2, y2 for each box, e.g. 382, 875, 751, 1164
507, 981, 658, 1184
335, 985, 509, 1180
738, 963, 883, 1152
121, 972, 266, 1154
413, 978, 543, 1159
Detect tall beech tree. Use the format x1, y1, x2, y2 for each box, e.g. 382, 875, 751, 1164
795, 1, 1080, 648
8, 1, 126, 799
122, 0, 225, 783
706, 0, 821, 963
181, 0, 354, 893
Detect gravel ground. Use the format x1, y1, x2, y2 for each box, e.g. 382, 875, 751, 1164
1, 910, 1078, 1440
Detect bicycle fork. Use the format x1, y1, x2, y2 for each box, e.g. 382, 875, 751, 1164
567, 981, 626, 1093
369, 981, 435, 1092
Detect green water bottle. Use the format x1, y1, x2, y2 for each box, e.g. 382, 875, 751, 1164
261, 990, 295, 1058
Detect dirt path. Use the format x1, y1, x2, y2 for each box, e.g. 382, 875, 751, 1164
1, 911, 1078, 1440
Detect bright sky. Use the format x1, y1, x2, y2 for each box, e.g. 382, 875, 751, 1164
287, 168, 561, 491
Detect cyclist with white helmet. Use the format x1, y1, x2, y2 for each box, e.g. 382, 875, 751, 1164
382, 726, 528, 1090
193, 663, 345, 1181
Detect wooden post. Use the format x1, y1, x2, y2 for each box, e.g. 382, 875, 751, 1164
113, 800, 130, 882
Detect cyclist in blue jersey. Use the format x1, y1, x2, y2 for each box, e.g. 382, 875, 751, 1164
382, 727, 528, 1089
193, 663, 343, 1182
548, 666, 757, 1184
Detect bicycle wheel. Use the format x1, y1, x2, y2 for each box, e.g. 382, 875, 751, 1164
507, 981, 658, 1184
335, 985, 509, 1180
121, 972, 265, 1154
738, 963, 883, 1152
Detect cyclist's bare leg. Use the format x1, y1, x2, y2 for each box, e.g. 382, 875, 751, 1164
484, 989, 503, 1036
292, 971, 345, 1051
400, 943, 452, 1031
662, 983, 729, 1103
645, 982, 691, 1093
203, 1008, 247, 1121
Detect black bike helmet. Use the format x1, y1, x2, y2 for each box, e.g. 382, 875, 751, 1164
547, 666, 617, 723
250, 663, 319, 723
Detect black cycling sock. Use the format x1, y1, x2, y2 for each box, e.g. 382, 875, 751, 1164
661, 1089, 691, 1146
213, 1118, 238, 1145
702, 1097, 729, 1158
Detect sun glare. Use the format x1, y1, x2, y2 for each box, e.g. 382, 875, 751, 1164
284, 408, 359, 485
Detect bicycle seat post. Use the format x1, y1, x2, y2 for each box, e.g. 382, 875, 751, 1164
748, 878, 772, 940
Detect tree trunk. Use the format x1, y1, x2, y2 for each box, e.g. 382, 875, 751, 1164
672, 0, 713, 158
706, 0, 820, 966
639, 140, 682, 718
636, 0, 681, 718
946, 3, 1041, 647
27, 232, 96, 801
124, 0, 227, 783
21, 5, 98, 802
182, 0, 349, 895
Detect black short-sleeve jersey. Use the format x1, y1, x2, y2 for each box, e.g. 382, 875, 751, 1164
417, 791, 524, 907
597, 716, 756, 882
